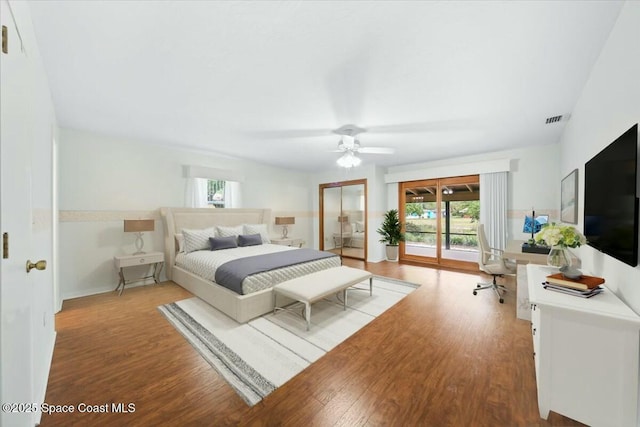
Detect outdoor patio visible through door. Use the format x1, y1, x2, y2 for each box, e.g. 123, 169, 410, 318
400, 175, 479, 271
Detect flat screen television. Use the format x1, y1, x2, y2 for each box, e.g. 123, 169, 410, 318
584, 123, 639, 267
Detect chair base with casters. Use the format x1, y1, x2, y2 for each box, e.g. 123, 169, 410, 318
473, 274, 508, 303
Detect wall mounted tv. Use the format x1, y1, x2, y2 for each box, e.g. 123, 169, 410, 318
584, 123, 639, 267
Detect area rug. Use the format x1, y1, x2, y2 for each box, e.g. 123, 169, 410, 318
158, 276, 418, 406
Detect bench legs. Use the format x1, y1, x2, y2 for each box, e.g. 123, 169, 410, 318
275, 276, 373, 331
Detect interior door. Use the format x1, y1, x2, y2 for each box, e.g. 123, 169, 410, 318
1, 1, 55, 425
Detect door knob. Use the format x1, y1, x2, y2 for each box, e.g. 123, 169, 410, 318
26, 260, 47, 273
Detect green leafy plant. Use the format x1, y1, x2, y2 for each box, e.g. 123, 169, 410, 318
377, 209, 406, 245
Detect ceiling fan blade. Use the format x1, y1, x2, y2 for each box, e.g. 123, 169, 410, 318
358, 147, 395, 154
366, 119, 482, 134
241, 128, 333, 139
325, 47, 371, 125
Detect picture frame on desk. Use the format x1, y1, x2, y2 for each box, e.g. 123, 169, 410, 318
561, 168, 578, 224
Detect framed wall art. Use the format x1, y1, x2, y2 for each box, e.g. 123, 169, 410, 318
561, 169, 578, 224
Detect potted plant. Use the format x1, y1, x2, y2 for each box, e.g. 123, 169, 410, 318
377, 209, 405, 261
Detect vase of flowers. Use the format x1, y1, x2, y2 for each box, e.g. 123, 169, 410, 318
534, 223, 587, 269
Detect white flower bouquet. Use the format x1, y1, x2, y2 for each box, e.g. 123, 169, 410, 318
534, 223, 587, 248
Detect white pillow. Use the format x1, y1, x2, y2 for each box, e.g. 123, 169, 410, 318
216, 225, 244, 239
175, 233, 185, 253
356, 221, 365, 232
182, 227, 216, 253
243, 223, 271, 244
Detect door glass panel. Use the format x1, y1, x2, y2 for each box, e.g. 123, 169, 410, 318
404, 185, 437, 258
440, 182, 480, 262
323, 186, 342, 255
320, 180, 366, 261
341, 184, 365, 259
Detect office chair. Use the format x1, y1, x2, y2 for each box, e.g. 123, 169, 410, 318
473, 224, 516, 303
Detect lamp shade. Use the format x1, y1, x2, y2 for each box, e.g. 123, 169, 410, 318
124, 219, 155, 233
275, 216, 295, 225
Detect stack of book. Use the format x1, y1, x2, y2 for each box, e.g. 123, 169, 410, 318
543, 273, 605, 298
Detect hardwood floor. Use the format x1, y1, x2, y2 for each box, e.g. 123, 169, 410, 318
40, 261, 584, 426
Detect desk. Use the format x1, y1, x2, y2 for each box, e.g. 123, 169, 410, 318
504, 240, 548, 320
503, 240, 549, 264
505, 240, 582, 320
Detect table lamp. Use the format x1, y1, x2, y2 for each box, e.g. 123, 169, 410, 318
124, 219, 154, 254
275, 217, 295, 238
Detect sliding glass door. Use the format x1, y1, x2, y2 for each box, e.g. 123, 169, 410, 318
400, 175, 479, 270
319, 179, 367, 261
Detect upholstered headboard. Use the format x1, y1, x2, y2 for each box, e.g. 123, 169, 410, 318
159, 207, 271, 279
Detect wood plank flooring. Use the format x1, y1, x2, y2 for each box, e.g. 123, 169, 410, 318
40, 260, 585, 426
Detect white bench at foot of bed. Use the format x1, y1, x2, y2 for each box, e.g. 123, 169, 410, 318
272, 266, 373, 331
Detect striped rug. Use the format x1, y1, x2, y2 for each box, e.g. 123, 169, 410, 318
158, 276, 418, 406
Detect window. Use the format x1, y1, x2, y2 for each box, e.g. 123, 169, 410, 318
207, 180, 226, 208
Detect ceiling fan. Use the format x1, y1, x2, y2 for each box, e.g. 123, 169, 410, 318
332, 124, 395, 168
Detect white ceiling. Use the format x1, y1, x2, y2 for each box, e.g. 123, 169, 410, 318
28, 1, 624, 172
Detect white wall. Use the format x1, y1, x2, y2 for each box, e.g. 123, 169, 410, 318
58, 128, 312, 299
559, 1, 640, 312
384, 144, 561, 242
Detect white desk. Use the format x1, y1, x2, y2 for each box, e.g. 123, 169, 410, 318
505, 240, 584, 320
503, 240, 549, 264
527, 264, 640, 426
504, 240, 548, 320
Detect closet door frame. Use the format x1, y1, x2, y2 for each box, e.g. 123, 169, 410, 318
319, 178, 367, 261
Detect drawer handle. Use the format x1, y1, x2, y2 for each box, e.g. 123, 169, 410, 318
139, 258, 145, 263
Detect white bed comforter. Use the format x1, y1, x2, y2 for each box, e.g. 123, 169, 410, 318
175, 244, 341, 294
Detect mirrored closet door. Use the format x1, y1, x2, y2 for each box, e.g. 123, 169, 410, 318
319, 179, 367, 260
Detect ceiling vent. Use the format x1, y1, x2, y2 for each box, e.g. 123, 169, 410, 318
545, 115, 563, 124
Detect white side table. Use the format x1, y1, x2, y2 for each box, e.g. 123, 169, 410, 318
114, 252, 164, 295
271, 237, 304, 248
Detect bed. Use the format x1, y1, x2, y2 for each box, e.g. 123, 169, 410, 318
160, 207, 341, 322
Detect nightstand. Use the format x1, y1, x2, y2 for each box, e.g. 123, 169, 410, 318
114, 252, 164, 295
271, 237, 305, 248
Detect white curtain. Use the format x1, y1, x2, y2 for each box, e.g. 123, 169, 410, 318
479, 171, 508, 250
224, 181, 241, 208
185, 178, 208, 208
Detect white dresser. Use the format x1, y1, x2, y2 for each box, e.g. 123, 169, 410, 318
527, 264, 640, 426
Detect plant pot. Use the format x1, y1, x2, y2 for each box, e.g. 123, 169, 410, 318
385, 244, 399, 261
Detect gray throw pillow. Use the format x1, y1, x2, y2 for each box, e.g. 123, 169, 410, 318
209, 236, 238, 251
238, 233, 262, 247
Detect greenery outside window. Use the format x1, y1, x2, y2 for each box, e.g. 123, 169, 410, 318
207, 180, 226, 207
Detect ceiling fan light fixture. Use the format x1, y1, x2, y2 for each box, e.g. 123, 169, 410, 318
336, 151, 361, 168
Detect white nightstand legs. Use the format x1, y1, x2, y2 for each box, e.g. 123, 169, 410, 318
114, 252, 164, 295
